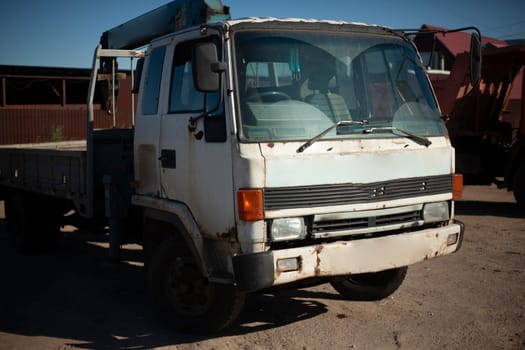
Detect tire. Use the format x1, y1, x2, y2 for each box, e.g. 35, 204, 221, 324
147, 238, 245, 333
330, 266, 408, 301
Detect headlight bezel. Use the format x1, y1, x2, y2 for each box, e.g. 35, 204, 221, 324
423, 201, 450, 223
269, 217, 306, 242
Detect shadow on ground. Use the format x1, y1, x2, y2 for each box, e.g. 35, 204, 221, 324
455, 199, 524, 218
0, 220, 330, 349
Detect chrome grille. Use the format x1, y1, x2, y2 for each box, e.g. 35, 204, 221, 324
264, 175, 451, 210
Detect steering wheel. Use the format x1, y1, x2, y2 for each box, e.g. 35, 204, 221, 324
247, 91, 291, 103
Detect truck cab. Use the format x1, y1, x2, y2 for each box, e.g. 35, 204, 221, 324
130, 17, 465, 332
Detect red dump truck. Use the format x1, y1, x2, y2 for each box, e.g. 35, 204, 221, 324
414, 27, 525, 206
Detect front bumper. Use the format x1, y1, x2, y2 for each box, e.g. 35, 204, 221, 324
233, 220, 464, 291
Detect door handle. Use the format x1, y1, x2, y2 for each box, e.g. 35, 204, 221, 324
159, 149, 176, 168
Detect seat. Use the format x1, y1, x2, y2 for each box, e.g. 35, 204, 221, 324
304, 75, 351, 121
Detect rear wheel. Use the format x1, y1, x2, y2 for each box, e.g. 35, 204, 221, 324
147, 238, 245, 333
330, 267, 408, 301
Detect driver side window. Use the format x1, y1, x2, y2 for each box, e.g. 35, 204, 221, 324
169, 38, 219, 113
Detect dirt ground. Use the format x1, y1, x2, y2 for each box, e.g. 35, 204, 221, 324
0, 185, 523, 350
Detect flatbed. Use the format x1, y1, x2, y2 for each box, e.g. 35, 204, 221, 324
0, 128, 133, 217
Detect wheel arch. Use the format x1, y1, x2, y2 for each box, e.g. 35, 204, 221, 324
140, 201, 208, 278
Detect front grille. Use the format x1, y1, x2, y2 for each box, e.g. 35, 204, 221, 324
312, 209, 422, 236
264, 174, 451, 210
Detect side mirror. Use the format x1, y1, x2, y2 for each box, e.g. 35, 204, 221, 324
193, 42, 225, 92
470, 33, 482, 87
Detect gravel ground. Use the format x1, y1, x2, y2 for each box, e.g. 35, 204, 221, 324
0, 184, 523, 350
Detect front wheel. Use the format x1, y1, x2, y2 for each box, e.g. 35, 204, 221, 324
147, 238, 245, 333
330, 267, 408, 301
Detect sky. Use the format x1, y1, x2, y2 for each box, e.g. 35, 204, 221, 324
1, 0, 524, 68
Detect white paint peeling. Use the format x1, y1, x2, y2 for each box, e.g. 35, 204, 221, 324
272, 222, 462, 286
260, 137, 452, 187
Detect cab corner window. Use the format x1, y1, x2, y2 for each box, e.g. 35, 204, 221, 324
141, 47, 166, 115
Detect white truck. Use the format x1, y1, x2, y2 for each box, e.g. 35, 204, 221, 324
0, 0, 478, 333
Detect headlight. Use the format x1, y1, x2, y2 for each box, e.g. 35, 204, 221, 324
270, 218, 306, 242
423, 202, 449, 223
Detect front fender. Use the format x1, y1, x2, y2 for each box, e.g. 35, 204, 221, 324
133, 195, 207, 276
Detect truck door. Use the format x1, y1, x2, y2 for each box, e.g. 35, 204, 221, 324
158, 33, 236, 236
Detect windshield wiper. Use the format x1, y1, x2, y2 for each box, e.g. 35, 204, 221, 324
296, 120, 369, 153
363, 127, 432, 147
296, 121, 431, 153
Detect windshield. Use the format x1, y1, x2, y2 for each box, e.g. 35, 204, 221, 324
233, 29, 445, 142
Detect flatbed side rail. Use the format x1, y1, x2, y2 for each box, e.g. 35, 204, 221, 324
0, 147, 87, 206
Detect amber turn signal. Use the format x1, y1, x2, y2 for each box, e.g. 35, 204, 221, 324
237, 189, 263, 221
453, 174, 463, 200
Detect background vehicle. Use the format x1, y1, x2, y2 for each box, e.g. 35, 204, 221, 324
414, 26, 525, 206
0, 0, 476, 332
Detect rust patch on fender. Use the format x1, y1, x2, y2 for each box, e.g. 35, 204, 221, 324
437, 240, 449, 256
216, 226, 238, 242
314, 245, 324, 276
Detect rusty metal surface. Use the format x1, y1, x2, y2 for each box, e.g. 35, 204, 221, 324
0, 66, 134, 145
0, 108, 88, 144
428, 46, 525, 140
271, 223, 463, 286
0, 107, 133, 145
